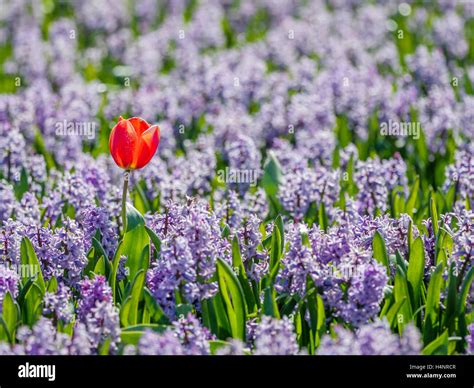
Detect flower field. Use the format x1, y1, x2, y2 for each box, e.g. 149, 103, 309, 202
0, 0, 473, 356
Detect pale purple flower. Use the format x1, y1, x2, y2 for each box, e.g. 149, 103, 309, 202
82, 301, 120, 354
147, 200, 230, 316
77, 275, 113, 321
16, 192, 41, 225
216, 339, 246, 355
254, 316, 299, 355
467, 323, 474, 354
171, 313, 212, 355
51, 218, 88, 287
433, 12, 468, 58
78, 205, 117, 258
223, 134, 261, 194
275, 224, 315, 297
238, 215, 269, 281
43, 283, 74, 324
318, 320, 421, 355
138, 330, 185, 355
444, 147, 474, 208
0, 181, 15, 224
14, 318, 71, 355
354, 157, 389, 215
0, 265, 19, 308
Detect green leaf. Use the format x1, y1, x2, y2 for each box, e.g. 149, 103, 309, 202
262, 151, 282, 196
231, 236, 257, 313
430, 195, 439, 236
422, 330, 448, 355
436, 247, 447, 267
336, 115, 351, 147
395, 250, 408, 274
221, 224, 231, 238
19, 237, 45, 326
20, 237, 45, 293
318, 203, 328, 232
445, 183, 457, 212
406, 177, 419, 217
22, 283, 43, 325
143, 289, 168, 324
14, 168, 29, 199
123, 203, 150, 281
443, 263, 458, 332
425, 263, 443, 324
122, 324, 167, 333
92, 237, 109, 261
209, 340, 231, 355
175, 303, 193, 317
263, 286, 280, 319
145, 225, 161, 259
93, 256, 106, 276
120, 331, 143, 346
0, 292, 19, 342
134, 182, 151, 214
231, 235, 245, 276
407, 220, 414, 255
120, 296, 132, 327
372, 231, 389, 274
110, 241, 124, 303
458, 266, 474, 316
275, 215, 285, 255
91, 239, 112, 278
394, 266, 413, 333
33, 130, 56, 170
84, 247, 96, 277
211, 293, 231, 339
307, 293, 325, 353
17, 277, 35, 309
423, 263, 443, 344
407, 237, 425, 310
216, 258, 247, 341
47, 277, 58, 293
457, 266, 474, 352
386, 297, 407, 328
269, 224, 282, 280
127, 270, 146, 326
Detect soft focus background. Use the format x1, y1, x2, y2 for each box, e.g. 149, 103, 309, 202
0, 0, 473, 355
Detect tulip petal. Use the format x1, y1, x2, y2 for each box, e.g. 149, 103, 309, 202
109, 119, 138, 169
132, 125, 160, 169
128, 117, 151, 136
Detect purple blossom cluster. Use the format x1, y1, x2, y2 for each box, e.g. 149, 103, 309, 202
0, 318, 92, 355
138, 313, 212, 355
467, 324, 474, 354
146, 200, 231, 316
77, 276, 120, 353
253, 316, 300, 355
277, 224, 388, 327
318, 320, 422, 355
0, 266, 19, 308
0, 0, 472, 356
43, 283, 74, 324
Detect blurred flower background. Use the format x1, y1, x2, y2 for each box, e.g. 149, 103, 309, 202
0, 0, 473, 355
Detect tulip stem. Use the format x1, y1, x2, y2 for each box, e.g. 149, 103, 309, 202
121, 170, 130, 236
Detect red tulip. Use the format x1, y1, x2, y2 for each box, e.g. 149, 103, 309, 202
109, 116, 160, 170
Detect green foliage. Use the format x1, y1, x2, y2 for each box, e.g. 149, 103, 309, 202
216, 258, 247, 342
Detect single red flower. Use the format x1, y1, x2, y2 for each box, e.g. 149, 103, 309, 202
109, 116, 160, 170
